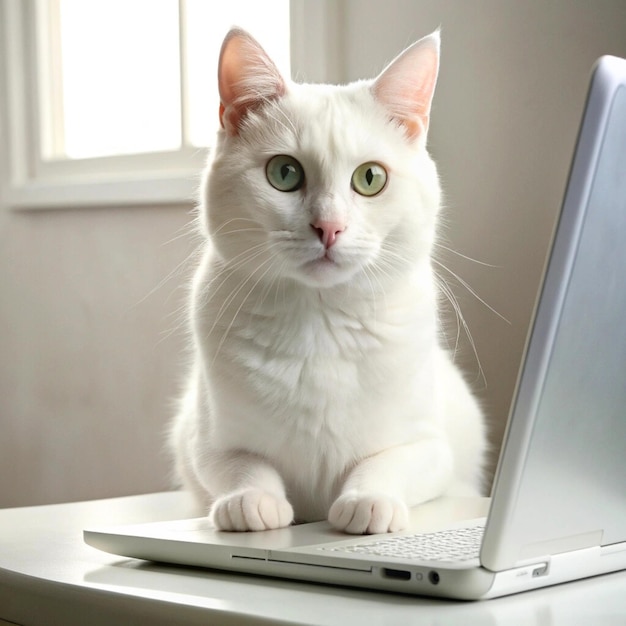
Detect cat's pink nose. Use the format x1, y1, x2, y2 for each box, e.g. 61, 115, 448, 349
311, 220, 346, 249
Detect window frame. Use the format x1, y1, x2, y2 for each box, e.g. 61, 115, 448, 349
0, 0, 342, 210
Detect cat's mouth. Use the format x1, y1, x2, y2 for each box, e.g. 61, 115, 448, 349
302, 256, 336, 277
311, 248, 339, 266
297, 248, 360, 288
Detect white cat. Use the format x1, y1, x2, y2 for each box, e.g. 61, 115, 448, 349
170, 27, 487, 534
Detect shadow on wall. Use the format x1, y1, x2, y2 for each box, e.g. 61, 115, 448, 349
0, 205, 197, 507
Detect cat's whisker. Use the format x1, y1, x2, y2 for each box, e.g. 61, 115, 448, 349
433, 242, 499, 268
374, 244, 488, 384
209, 250, 284, 369
375, 250, 408, 289
219, 228, 266, 236
131, 242, 204, 357
206, 242, 282, 321
434, 270, 487, 388
217, 241, 268, 269
252, 251, 287, 318
362, 262, 391, 320
160, 215, 202, 247
132, 246, 199, 310
377, 247, 419, 276
213, 216, 264, 236
131, 215, 204, 311
199, 242, 270, 309
372, 252, 401, 282
435, 276, 462, 360
432, 259, 510, 325
269, 260, 292, 319
205, 245, 275, 333
142, 230, 204, 348
360, 267, 380, 324
156, 296, 192, 347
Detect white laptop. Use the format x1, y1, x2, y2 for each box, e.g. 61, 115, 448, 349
85, 55, 626, 600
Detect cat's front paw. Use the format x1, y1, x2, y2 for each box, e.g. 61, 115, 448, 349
328, 492, 409, 534
209, 489, 294, 531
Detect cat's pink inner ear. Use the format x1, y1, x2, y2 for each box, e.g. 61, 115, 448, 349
218, 28, 286, 135
372, 31, 440, 140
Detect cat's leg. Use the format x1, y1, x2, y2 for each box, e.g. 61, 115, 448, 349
194, 449, 294, 531
328, 434, 453, 534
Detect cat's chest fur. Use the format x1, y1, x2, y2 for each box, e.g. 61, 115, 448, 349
194, 261, 441, 520
196, 257, 439, 470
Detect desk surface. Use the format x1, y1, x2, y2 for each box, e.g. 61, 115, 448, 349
1, 491, 625, 626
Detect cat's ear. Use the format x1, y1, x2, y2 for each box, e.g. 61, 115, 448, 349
371, 30, 440, 140
218, 28, 287, 135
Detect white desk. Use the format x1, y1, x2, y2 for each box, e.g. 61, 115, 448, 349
1, 492, 624, 625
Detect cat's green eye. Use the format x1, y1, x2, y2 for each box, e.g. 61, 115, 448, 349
266, 155, 305, 192
351, 162, 388, 196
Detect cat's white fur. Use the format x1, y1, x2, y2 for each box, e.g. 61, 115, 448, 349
170, 28, 486, 534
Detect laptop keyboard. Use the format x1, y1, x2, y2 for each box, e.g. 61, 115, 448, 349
320, 524, 485, 563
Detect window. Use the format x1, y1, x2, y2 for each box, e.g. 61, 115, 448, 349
0, 0, 338, 209
42, 0, 291, 160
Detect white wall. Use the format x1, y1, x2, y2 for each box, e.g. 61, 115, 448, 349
0, 205, 196, 506
2, 0, 626, 506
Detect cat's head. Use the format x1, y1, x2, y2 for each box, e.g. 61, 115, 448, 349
203, 28, 441, 292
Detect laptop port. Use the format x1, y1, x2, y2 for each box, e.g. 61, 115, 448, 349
428, 570, 440, 585
382, 568, 411, 581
